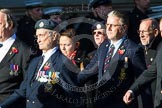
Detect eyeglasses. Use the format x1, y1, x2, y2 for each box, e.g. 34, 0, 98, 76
105, 23, 123, 28
137, 30, 153, 35
92, 31, 104, 35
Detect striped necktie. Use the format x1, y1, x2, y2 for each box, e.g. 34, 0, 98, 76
103, 44, 115, 73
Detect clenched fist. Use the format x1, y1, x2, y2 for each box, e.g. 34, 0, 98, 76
123, 90, 134, 104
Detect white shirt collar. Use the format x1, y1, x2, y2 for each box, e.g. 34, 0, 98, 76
42, 46, 58, 58
2, 34, 16, 46
110, 36, 126, 56
39, 46, 58, 71
0, 34, 16, 62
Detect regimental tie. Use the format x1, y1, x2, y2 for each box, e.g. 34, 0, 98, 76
103, 44, 115, 73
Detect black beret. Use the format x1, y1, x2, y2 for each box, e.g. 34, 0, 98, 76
92, 22, 106, 31
89, 0, 112, 8
35, 19, 58, 30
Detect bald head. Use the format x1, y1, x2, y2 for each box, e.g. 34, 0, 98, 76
139, 18, 159, 45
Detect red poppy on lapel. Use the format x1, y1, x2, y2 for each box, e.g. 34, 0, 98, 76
44, 66, 50, 71
43, 63, 50, 71
118, 49, 125, 55
10, 47, 18, 54
118, 46, 125, 55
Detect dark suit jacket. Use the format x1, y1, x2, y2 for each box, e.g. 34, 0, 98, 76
78, 38, 151, 108
141, 35, 162, 68
130, 41, 162, 108
0, 49, 80, 108
0, 37, 32, 108
140, 35, 162, 101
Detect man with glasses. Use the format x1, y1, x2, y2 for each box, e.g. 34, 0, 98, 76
92, 22, 107, 47
123, 18, 162, 108
78, 10, 149, 108
138, 18, 161, 107
84, 22, 107, 108
138, 19, 161, 68
87, 22, 107, 59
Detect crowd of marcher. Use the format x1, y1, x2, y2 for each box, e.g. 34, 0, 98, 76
0, 0, 162, 108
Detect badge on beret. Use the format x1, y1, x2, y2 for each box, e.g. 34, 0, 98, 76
39, 22, 44, 27
96, 24, 101, 29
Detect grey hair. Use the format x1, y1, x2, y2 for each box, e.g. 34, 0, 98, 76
0, 9, 16, 30
107, 10, 129, 26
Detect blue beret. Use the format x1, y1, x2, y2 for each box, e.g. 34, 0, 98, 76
25, 0, 42, 9
44, 7, 63, 15
35, 19, 58, 30
89, 0, 112, 8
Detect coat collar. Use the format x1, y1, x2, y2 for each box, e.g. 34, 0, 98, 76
99, 38, 128, 80
29, 50, 62, 93
0, 38, 20, 67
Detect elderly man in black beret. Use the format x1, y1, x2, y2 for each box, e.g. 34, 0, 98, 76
89, 0, 113, 22
0, 19, 81, 108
